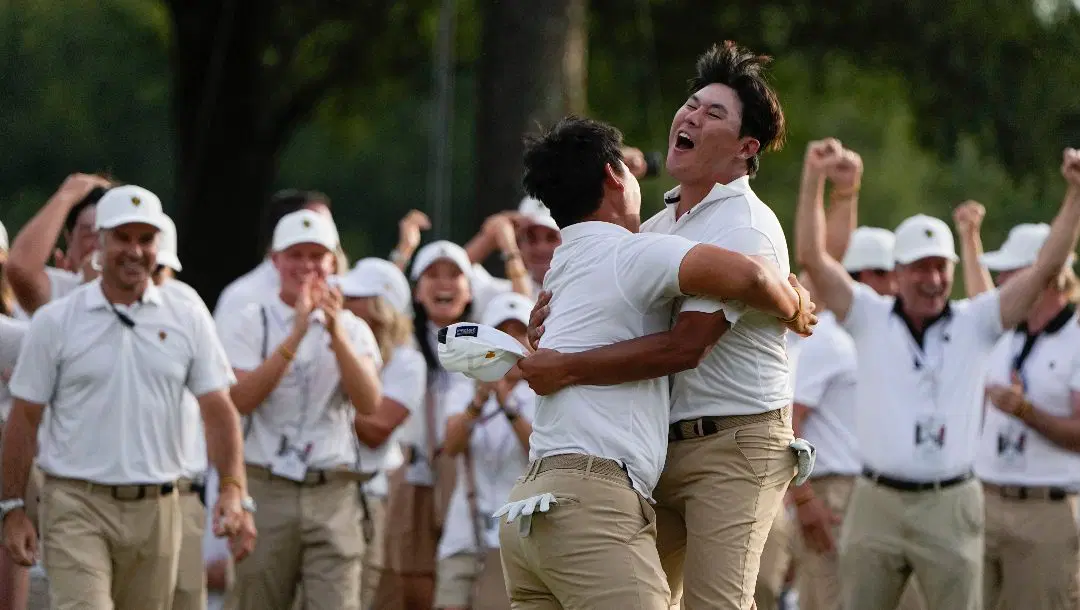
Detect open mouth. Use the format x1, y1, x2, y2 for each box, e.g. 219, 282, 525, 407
675, 131, 695, 151
433, 294, 455, 305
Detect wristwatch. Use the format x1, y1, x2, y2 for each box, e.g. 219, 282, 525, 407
240, 496, 257, 514
0, 498, 25, 521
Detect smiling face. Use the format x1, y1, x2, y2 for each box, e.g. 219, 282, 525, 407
666, 84, 760, 187
518, 223, 560, 282
896, 257, 954, 319
415, 259, 471, 326
272, 242, 335, 303
101, 223, 159, 291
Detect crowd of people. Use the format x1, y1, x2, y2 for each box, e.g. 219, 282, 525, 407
0, 39, 1079, 610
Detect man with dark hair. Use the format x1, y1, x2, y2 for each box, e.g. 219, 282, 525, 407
6, 173, 114, 316
522, 42, 798, 609
213, 189, 335, 318
498, 115, 813, 609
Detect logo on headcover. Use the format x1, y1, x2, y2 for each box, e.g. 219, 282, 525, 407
302, 219, 312, 229
924, 228, 934, 238
485, 351, 496, 359
455, 325, 479, 338
131, 196, 142, 207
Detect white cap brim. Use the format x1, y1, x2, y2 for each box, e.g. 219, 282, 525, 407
895, 247, 959, 265
979, 250, 1029, 272
99, 213, 168, 232
156, 252, 183, 272
523, 213, 559, 232
437, 322, 528, 382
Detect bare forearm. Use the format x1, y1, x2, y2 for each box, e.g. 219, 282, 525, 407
958, 231, 993, 298
229, 331, 303, 415
1021, 406, 1080, 453
331, 338, 381, 416
795, 169, 854, 318
679, 248, 797, 319
825, 192, 858, 262
354, 400, 409, 449
555, 332, 705, 388
509, 416, 532, 452
464, 231, 498, 264
202, 402, 246, 486
1, 405, 42, 500
443, 413, 475, 456
505, 258, 534, 297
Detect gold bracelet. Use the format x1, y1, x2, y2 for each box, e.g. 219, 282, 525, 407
1016, 401, 1033, 421
219, 475, 243, 493
278, 345, 295, 362
781, 287, 803, 324
831, 183, 861, 199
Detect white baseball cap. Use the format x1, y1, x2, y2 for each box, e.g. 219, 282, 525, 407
981, 223, 1075, 271
411, 240, 473, 281
842, 227, 896, 272
95, 185, 169, 232
481, 292, 534, 329
518, 196, 560, 232
437, 322, 528, 382
893, 214, 959, 265
156, 215, 183, 272
271, 209, 338, 253
0, 220, 8, 251
337, 257, 412, 314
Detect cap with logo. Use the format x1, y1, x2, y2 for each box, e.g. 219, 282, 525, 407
155, 215, 183, 272
842, 227, 896, 273
893, 214, 959, 265
0, 220, 8, 251
980, 223, 1075, 272
271, 210, 339, 253
95, 185, 169, 233
336, 257, 412, 314
481, 292, 534, 329
410, 240, 473, 282
518, 196, 559, 232
437, 322, 528, 382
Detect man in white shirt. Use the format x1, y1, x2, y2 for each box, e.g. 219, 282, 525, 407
5, 173, 113, 316
796, 144, 1080, 610
0, 185, 256, 610
216, 209, 383, 610
213, 189, 335, 317
521, 43, 802, 610
501, 115, 812, 609
974, 222, 1080, 609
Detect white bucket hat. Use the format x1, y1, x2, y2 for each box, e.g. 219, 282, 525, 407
437, 322, 528, 382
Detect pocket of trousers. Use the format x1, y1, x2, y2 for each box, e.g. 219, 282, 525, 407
734, 425, 793, 483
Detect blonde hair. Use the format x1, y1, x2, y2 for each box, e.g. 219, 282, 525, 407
1059, 267, 1080, 304
334, 246, 349, 276
0, 270, 13, 316
364, 295, 414, 363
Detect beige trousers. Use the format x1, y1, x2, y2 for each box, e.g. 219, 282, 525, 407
173, 492, 208, 610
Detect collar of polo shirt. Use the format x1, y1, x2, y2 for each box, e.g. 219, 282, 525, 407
269, 294, 327, 325
891, 297, 952, 345
84, 279, 163, 310
1016, 302, 1075, 335
662, 176, 750, 213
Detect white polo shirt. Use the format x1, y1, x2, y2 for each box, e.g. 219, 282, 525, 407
976, 305, 1080, 487
11, 267, 85, 320
213, 259, 277, 320
8, 280, 235, 484
643, 178, 793, 420
844, 283, 1004, 481
531, 221, 696, 497
438, 381, 537, 559
162, 279, 213, 479
356, 344, 426, 478
217, 296, 382, 471
0, 315, 28, 421
470, 264, 540, 321
792, 312, 860, 477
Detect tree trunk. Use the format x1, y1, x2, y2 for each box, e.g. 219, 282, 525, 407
474, 0, 588, 228
167, 0, 278, 310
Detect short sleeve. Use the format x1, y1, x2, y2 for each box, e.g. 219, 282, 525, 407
381, 347, 428, 415
186, 304, 237, 397
841, 282, 892, 340
46, 267, 82, 302
215, 303, 263, 372
0, 316, 28, 372
1069, 343, 1080, 393
792, 338, 841, 409
965, 289, 1005, 346
8, 310, 61, 404
680, 227, 783, 322
614, 233, 696, 311
347, 316, 383, 369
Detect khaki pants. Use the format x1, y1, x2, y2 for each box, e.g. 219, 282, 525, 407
755, 504, 793, 610
174, 492, 208, 610
435, 550, 509, 609
983, 487, 1080, 609
796, 475, 925, 610
360, 493, 387, 610
656, 409, 796, 610
499, 456, 670, 609
226, 471, 365, 610
40, 476, 183, 610
839, 477, 983, 610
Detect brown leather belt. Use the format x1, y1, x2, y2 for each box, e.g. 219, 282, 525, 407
862, 468, 973, 492
246, 464, 373, 487
669, 406, 791, 442
983, 482, 1075, 502
45, 475, 178, 501
530, 453, 631, 487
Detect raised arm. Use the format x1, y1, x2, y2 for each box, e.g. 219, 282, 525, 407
997, 149, 1080, 329
795, 140, 857, 321
823, 149, 863, 261
953, 201, 994, 298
